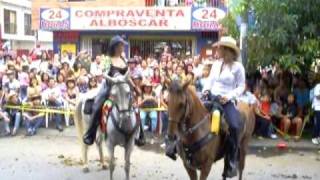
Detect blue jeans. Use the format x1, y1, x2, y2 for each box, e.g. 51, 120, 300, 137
313, 111, 320, 138
20, 86, 28, 101
161, 112, 169, 134
48, 101, 63, 127
140, 111, 157, 132
5, 113, 21, 132
25, 117, 44, 132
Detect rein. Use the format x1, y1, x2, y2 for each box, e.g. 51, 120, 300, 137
168, 91, 214, 169
108, 81, 137, 141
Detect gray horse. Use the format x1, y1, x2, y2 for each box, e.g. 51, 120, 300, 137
104, 72, 138, 180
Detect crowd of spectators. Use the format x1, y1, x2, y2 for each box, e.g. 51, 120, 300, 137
0, 45, 319, 145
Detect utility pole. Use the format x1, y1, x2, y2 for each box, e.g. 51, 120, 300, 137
240, 0, 250, 67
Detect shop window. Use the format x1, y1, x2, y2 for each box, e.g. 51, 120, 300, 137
129, 39, 192, 59
4, 9, 17, 34
24, 14, 34, 36
150, 0, 185, 6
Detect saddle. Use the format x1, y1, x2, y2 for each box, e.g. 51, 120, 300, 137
83, 99, 95, 114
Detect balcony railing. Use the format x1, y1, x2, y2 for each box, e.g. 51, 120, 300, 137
145, 0, 227, 7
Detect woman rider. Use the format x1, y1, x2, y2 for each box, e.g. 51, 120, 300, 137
203, 36, 245, 178
83, 35, 129, 145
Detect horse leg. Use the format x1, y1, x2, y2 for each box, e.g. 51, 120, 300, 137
238, 139, 248, 180
183, 163, 197, 180
96, 135, 107, 170
124, 142, 134, 180
82, 144, 89, 173
222, 155, 229, 180
107, 141, 115, 180
200, 164, 212, 180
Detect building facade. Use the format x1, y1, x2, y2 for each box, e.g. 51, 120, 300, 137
32, 0, 228, 59
0, 0, 52, 54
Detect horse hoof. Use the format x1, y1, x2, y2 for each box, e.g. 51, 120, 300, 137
82, 167, 90, 173
101, 164, 108, 170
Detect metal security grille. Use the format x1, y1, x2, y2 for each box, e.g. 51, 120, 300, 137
129, 39, 193, 59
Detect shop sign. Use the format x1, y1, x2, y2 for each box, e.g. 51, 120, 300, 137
70, 7, 191, 31
40, 7, 191, 31
191, 7, 226, 31
40, 8, 71, 30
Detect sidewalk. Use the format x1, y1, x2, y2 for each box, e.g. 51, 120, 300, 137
2, 126, 320, 151
250, 138, 320, 151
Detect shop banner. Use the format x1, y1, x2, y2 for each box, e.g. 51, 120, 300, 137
191, 7, 226, 31
70, 7, 191, 31
40, 8, 71, 30
39, 7, 226, 31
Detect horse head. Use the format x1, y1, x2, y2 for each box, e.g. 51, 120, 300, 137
105, 71, 132, 120
165, 78, 191, 160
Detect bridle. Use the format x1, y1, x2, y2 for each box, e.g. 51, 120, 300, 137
109, 81, 133, 114
168, 92, 209, 137
108, 80, 138, 141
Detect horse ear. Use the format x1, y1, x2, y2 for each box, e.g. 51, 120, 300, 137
182, 79, 191, 90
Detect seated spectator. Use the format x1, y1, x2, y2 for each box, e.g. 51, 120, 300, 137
3, 70, 20, 94
77, 75, 88, 94
254, 92, 278, 139
0, 86, 10, 136
23, 93, 44, 136
60, 62, 70, 78
293, 79, 310, 117
138, 80, 158, 133
42, 77, 64, 132
140, 60, 153, 80
90, 55, 103, 75
27, 77, 41, 101
73, 62, 83, 78
56, 74, 67, 94
151, 68, 161, 86
196, 64, 211, 93
281, 93, 303, 140
94, 70, 104, 90
64, 77, 78, 109
40, 72, 50, 91
5, 91, 22, 136
39, 51, 49, 73
160, 82, 169, 134
19, 65, 30, 101
132, 73, 143, 96
176, 65, 186, 81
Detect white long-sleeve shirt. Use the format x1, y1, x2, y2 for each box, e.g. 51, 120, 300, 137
312, 84, 320, 111
203, 59, 246, 101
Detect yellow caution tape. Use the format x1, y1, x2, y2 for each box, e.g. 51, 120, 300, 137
4, 105, 74, 115
141, 107, 167, 112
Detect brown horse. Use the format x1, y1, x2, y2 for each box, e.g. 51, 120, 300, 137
165, 80, 255, 180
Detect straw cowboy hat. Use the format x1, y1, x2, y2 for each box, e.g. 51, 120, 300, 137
212, 36, 240, 57
7, 91, 17, 101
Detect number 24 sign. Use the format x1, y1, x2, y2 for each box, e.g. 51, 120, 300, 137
192, 7, 226, 22
41, 8, 70, 22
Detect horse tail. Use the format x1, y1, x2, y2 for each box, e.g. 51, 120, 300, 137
74, 100, 85, 144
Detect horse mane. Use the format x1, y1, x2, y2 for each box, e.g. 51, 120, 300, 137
186, 86, 208, 115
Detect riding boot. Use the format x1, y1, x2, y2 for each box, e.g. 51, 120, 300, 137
225, 130, 239, 178
83, 82, 109, 145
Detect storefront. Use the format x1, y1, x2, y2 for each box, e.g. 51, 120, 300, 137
40, 6, 226, 58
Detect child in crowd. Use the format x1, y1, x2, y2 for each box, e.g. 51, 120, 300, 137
282, 93, 303, 140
